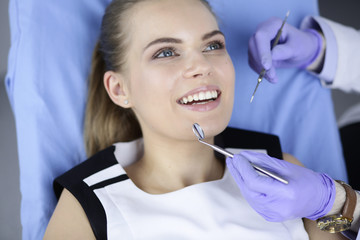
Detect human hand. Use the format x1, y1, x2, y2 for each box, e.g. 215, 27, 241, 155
226, 151, 335, 222
248, 17, 323, 83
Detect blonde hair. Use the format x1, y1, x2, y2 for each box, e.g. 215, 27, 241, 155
85, 0, 214, 156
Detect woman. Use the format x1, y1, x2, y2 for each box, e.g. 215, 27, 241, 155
44, 0, 343, 239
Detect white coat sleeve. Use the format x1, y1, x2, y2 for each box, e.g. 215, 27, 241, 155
315, 17, 360, 93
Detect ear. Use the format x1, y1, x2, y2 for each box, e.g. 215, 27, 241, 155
103, 71, 131, 108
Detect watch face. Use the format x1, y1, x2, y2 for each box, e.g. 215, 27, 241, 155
317, 215, 352, 233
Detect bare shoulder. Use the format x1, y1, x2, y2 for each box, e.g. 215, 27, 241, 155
43, 188, 95, 239
283, 153, 304, 167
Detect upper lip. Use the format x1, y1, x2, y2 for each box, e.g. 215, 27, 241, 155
177, 86, 221, 104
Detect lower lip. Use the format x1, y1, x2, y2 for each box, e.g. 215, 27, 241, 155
178, 95, 221, 112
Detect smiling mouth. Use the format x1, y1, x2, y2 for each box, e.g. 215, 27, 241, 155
178, 90, 220, 105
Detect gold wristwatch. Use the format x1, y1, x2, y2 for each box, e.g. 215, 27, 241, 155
317, 180, 357, 233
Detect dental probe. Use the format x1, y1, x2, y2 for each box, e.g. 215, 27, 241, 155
250, 10, 290, 103
192, 123, 288, 184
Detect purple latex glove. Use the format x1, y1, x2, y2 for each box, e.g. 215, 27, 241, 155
248, 17, 323, 83
226, 151, 335, 222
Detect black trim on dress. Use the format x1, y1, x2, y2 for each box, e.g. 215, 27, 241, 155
54, 146, 121, 240
53, 127, 283, 239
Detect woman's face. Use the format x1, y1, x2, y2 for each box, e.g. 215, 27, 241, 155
124, 0, 235, 141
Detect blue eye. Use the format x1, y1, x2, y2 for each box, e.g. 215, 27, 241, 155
154, 48, 178, 59
204, 41, 224, 51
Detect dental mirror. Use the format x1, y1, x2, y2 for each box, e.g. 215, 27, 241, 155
192, 123, 288, 184
192, 122, 205, 140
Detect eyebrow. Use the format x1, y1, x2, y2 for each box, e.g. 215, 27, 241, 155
202, 30, 224, 41
144, 30, 225, 51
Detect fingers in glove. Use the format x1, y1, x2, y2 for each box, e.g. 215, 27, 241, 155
228, 154, 278, 192
248, 39, 278, 83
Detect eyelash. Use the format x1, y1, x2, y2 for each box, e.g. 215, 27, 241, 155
204, 40, 225, 52
152, 47, 178, 59
152, 40, 225, 59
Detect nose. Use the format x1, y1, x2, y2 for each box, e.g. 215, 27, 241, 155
182, 53, 213, 79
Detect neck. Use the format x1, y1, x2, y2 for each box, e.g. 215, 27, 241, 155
125, 135, 224, 194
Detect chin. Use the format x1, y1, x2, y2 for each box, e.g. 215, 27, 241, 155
195, 117, 229, 140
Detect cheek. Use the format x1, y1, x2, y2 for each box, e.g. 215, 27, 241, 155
219, 57, 235, 112
129, 68, 176, 109
225, 57, 236, 81
218, 57, 235, 91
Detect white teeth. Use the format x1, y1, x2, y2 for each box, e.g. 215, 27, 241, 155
205, 91, 212, 99
212, 90, 218, 98
188, 95, 193, 102
199, 92, 205, 100
179, 90, 219, 104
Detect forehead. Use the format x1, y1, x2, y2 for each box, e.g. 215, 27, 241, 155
129, 0, 219, 45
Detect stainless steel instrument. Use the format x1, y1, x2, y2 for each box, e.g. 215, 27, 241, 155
192, 123, 288, 184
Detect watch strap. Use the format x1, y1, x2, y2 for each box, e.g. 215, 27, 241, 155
336, 180, 356, 221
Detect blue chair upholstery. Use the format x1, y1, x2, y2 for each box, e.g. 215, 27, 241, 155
6, 0, 110, 238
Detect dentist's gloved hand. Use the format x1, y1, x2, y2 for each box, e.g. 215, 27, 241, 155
226, 151, 335, 222
248, 17, 323, 83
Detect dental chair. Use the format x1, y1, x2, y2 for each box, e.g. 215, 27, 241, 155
6, 0, 111, 238
338, 103, 360, 190
5, 0, 348, 238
